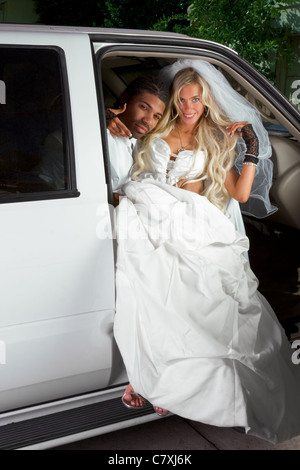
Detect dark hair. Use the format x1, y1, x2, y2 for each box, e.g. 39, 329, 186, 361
119, 76, 168, 107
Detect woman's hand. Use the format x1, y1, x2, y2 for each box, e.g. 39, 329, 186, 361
226, 121, 250, 137
225, 121, 259, 203
107, 104, 132, 138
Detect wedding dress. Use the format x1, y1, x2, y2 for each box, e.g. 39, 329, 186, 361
113, 138, 300, 444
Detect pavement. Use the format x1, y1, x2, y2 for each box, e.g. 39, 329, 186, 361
54, 414, 300, 450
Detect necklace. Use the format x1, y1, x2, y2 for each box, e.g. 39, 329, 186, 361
177, 128, 191, 154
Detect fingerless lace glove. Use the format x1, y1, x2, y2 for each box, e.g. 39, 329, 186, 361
241, 124, 259, 165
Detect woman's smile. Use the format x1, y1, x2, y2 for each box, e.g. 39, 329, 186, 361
183, 113, 196, 119
178, 84, 204, 125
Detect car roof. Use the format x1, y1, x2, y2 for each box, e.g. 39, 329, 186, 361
0, 22, 188, 38
0, 22, 236, 52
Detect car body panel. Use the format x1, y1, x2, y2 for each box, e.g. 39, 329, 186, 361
0, 30, 117, 413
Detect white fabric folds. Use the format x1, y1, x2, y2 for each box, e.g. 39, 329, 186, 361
114, 180, 300, 444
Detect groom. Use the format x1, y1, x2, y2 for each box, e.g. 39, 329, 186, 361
105, 76, 167, 204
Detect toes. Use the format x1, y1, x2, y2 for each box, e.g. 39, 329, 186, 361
154, 406, 169, 416
123, 391, 145, 407
124, 384, 134, 394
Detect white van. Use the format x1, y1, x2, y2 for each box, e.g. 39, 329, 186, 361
0, 23, 299, 450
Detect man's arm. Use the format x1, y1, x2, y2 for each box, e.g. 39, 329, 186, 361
106, 104, 131, 138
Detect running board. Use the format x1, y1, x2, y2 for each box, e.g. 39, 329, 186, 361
0, 397, 155, 450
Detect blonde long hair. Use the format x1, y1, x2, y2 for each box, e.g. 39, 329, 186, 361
132, 67, 239, 211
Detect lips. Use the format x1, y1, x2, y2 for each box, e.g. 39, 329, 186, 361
134, 122, 149, 134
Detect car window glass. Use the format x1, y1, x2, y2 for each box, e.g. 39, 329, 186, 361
220, 68, 280, 125
0, 47, 70, 198
101, 56, 169, 107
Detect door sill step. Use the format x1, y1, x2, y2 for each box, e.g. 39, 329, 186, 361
0, 396, 155, 450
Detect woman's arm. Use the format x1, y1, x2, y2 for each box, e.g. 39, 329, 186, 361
225, 122, 259, 203
225, 165, 256, 203
177, 179, 204, 195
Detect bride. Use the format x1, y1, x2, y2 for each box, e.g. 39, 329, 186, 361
113, 59, 300, 444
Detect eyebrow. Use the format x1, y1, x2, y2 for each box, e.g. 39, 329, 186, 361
140, 100, 163, 117
180, 95, 201, 99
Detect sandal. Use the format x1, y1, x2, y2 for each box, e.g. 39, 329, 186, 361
121, 384, 146, 409
153, 406, 169, 416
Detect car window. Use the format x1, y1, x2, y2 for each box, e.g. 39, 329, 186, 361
220, 68, 282, 125
0, 46, 74, 201
101, 56, 170, 108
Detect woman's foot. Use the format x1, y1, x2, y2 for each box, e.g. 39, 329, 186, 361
121, 384, 146, 409
153, 406, 169, 416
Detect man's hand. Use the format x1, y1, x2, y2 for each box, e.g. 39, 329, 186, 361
107, 104, 132, 138
113, 192, 121, 207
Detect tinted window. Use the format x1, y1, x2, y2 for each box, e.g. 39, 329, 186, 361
0, 47, 73, 199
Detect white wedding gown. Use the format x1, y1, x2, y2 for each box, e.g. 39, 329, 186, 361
113, 138, 300, 444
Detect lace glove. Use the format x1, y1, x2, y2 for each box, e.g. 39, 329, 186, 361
241, 123, 259, 165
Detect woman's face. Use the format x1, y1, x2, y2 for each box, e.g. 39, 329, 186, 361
177, 83, 204, 127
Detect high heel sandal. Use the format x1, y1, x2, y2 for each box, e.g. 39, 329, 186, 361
121, 387, 146, 409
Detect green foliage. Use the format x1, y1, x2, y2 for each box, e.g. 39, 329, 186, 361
153, 0, 294, 81
35, 0, 295, 82
105, 0, 191, 29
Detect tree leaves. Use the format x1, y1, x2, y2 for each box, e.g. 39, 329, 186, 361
169, 0, 294, 81
35, 0, 295, 82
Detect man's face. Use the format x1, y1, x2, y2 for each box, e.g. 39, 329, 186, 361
120, 92, 165, 139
